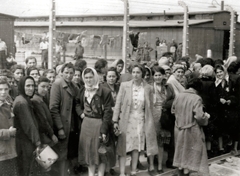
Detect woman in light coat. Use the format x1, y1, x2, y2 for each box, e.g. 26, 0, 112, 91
172, 74, 210, 176
113, 64, 158, 176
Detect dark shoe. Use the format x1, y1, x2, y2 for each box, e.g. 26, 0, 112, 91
137, 162, 147, 170
166, 160, 175, 169
148, 169, 156, 176
157, 169, 164, 174
110, 168, 116, 175
218, 149, 226, 156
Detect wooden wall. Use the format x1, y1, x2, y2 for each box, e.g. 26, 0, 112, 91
0, 15, 15, 54
15, 26, 183, 60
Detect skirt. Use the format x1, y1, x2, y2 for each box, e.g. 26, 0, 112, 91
0, 157, 19, 176
78, 117, 102, 166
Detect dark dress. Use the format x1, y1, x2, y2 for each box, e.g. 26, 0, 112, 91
213, 76, 240, 141
199, 77, 218, 141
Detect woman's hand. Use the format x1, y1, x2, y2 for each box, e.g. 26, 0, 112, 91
102, 134, 107, 142
220, 98, 226, 104
9, 126, 16, 137
58, 129, 66, 139
81, 113, 85, 119
113, 122, 119, 131
51, 134, 58, 144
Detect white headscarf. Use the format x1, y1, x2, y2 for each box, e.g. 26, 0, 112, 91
224, 56, 237, 69
82, 67, 99, 102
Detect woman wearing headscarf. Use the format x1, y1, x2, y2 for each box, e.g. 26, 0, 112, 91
0, 78, 19, 176
172, 74, 210, 176
76, 67, 114, 176
13, 76, 41, 176
223, 56, 237, 69
214, 65, 240, 155
162, 64, 185, 168
143, 65, 153, 84
112, 64, 158, 176
198, 65, 217, 158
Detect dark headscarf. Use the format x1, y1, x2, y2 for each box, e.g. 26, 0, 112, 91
18, 76, 35, 99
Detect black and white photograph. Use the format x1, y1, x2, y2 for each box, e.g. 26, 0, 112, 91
0, 0, 240, 175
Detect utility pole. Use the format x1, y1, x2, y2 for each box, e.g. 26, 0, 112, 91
49, 0, 56, 69
122, 0, 129, 73
179, 1, 189, 57
226, 5, 236, 57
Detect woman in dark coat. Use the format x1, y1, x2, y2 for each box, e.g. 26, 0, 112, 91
32, 76, 58, 146
76, 67, 114, 176
13, 76, 41, 176
214, 64, 240, 154
198, 65, 217, 158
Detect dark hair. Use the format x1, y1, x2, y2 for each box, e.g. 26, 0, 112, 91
74, 67, 82, 74
227, 62, 239, 74
25, 56, 37, 64
6, 70, 14, 79
178, 59, 190, 70
106, 67, 119, 82
83, 68, 94, 76
94, 59, 108, 73
75, 59, 87, 71
187, 74, 202, 92
43, 69, 56, 77
214, 59, 224, 67
214, 64, 224, 73
0, 77, 10, 88
10, 64, 25, 74
116, 59, 124, 66
205, 58, 214, 67
151, 66, 165, 76
131, 64, 146, 78
26, 67, 39, 76
61, 62, 75, 73
38, 76, 50, 84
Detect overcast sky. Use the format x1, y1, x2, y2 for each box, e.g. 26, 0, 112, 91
0, 0, 239, 18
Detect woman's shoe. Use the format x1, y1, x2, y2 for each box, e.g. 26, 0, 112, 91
148, 169, 156, 176
157, 169, 164, 174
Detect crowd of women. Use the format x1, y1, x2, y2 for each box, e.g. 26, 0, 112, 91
0, 54, 240, 176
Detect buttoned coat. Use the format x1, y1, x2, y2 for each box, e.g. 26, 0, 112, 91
49, 77, 79, 160
112, 80, 158, 156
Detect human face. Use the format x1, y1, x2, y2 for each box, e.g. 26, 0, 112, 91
46, 73, 56, 84
116, 64, 123, 73
0, 84, 9, 101
173, 69, 184, 81
25, 79, 34, 97
7, 78, 14, 86
27, 59, 37, 68
216, 68, 225, 80
154, 72, 164, 84
144, 70, 150, 81
106, 71, 117, 85
72, 70, 81, 84
30, 70, 39, 83
101, 64, 108, 75
84, 72, 95, 87
38, 82, 49, 97
132, 67, 142, 81
62, 67, 74, 83
14, 69, 23, 82
165, 70, 171, 79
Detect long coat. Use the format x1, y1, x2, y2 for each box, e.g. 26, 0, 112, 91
31, 94, 54, 145
172, 89, 209, 175
49, 77, 79, 160
112, 80, 158, 157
